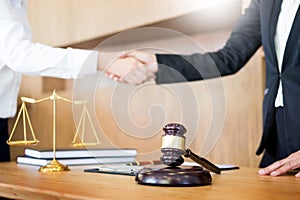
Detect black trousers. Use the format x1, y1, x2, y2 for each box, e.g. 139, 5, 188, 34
259, 107, 289, 168
0, 118, 10, 162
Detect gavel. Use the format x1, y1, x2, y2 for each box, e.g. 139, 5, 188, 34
160, 123, 221, 174
135, 123, 216, 186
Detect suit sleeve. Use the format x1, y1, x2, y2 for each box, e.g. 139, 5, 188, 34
155, 0, 262, 84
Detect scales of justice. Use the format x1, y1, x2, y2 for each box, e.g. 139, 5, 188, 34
7, 90, 100, 173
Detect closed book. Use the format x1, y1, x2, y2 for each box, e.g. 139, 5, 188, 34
24, 148, 137, 159
17, 156, 136, 166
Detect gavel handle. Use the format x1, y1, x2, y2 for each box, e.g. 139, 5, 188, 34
184, 149, 221, 174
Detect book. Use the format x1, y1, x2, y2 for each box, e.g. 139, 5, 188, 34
84, 165, 143, 176
183, 161, 239, 171
24, 148, 137, 159
17, 156, 136, 166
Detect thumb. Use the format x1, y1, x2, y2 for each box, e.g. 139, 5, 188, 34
126, 51, 158, 73
125, 51, 155, 64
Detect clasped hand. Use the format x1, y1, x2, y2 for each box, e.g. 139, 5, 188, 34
105, 51, 157, 85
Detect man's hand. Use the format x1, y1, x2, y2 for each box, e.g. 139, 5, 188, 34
258, 150, 300, 177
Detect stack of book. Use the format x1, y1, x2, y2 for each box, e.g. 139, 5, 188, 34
16, 148, 137, 166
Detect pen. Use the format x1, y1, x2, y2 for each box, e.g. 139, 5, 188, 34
126, 160, 161, 166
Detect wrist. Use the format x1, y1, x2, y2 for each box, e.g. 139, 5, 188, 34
149, 54, 158, 73
97, 51, 123, 71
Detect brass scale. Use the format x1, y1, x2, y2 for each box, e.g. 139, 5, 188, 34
7, 90, 100, 172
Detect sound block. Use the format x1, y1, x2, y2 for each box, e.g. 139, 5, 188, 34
135, 165, 212, 186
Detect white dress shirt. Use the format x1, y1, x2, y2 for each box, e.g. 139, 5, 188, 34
274, 0, 300, 107
0, 0, 98, 118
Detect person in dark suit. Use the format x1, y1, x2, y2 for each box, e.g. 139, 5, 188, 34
109, 0, 300, 177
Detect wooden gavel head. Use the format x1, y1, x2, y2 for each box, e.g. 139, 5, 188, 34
160, 123, 186, 167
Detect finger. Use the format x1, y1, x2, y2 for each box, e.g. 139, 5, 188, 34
271, 152, 300, 176
258, 160, 284, 175
295, 171, 300, 178
122, 73, 143, 85
120, 68, 144, 85
269, 162, 294, 176
106, 72, 121, 82
134, 65, 157, 83
121, 64, 153, 85
132, 67, 149, 82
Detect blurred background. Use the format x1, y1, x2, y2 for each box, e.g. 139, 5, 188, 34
10, 0, 265, 167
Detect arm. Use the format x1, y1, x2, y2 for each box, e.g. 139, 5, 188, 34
0, 5, 142, 81
0, 1, 145, 81
155, 0, 262, 84
0, 0, 97, 79
115, 0, 262, 85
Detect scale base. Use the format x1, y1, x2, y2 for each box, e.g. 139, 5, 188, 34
39, 159, 70, 173
135, 165, 212, 186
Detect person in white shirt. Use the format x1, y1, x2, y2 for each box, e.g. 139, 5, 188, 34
108, 0, 300, 177
0, 0, 146, 162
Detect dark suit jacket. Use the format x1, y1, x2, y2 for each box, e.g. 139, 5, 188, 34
155, 0, 300, 156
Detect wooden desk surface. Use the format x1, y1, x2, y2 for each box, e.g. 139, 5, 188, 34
0, 162, 299, 200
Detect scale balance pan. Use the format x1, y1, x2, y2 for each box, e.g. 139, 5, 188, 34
135, 165, 212, 186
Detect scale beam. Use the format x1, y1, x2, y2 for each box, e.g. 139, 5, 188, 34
7, 90, 100, 173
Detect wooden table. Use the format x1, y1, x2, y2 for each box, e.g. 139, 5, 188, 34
0, 162, 299, 200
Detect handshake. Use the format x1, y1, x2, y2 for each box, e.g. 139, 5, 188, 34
102, 50, 158, 85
